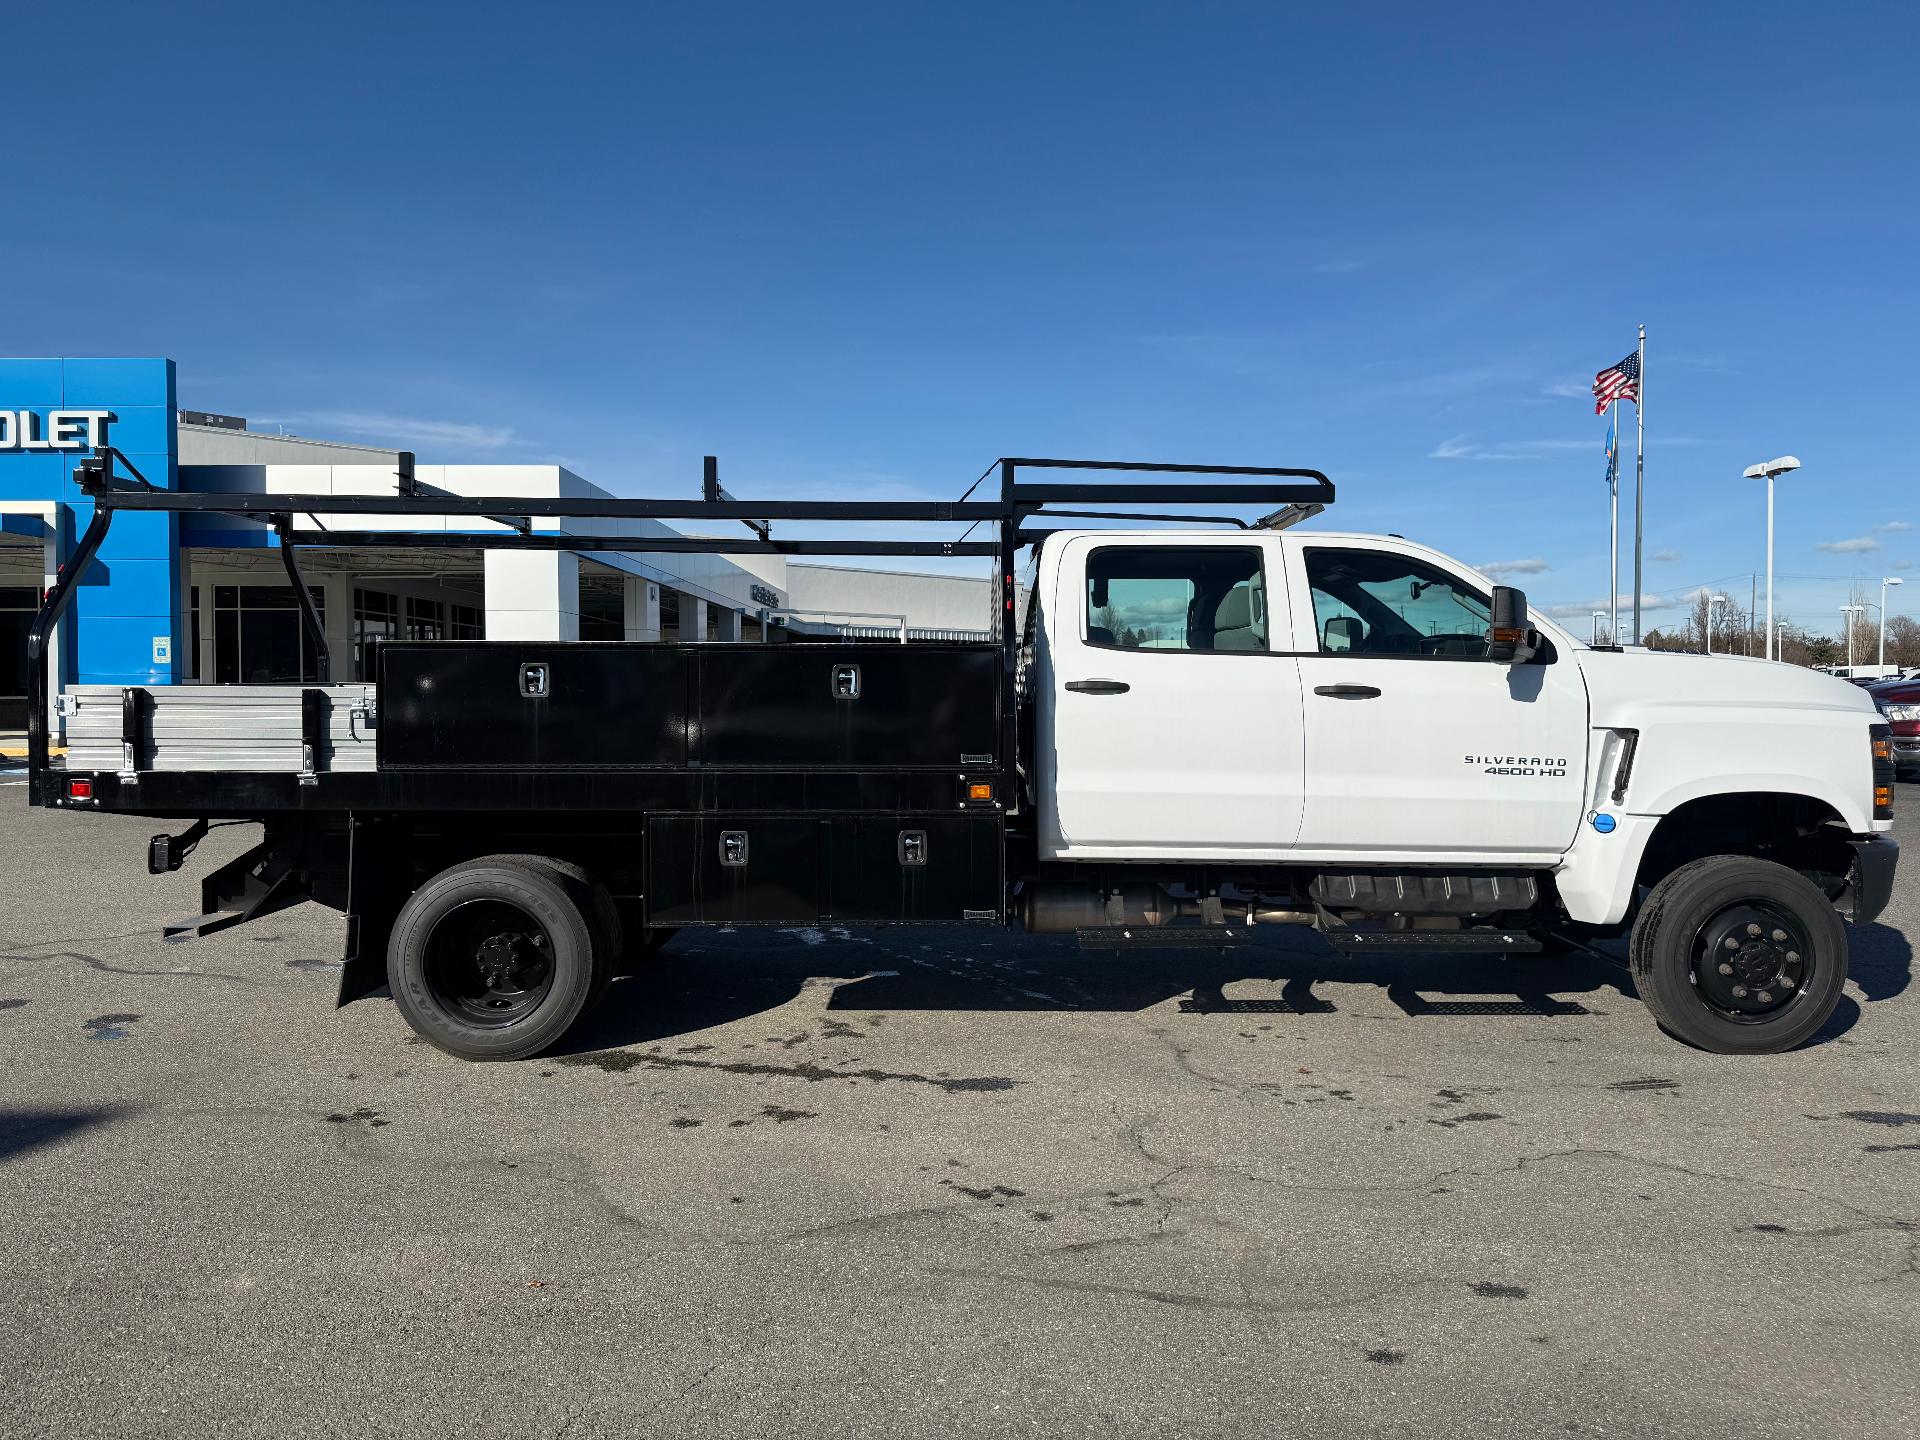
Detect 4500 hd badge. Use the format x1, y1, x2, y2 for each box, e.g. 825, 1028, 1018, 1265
1465, 755, 1570, 777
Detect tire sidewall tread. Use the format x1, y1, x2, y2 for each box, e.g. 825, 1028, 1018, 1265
1630, 854, 1848, 1054
387, 857, 598, 1062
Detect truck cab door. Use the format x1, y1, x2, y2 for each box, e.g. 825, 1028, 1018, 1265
1039, 535, 1306, 859
1282, 538, 1588, 859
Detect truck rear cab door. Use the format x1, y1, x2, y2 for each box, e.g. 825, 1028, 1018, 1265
1040, 535, 1306, 858
1282, 538, 1589, 858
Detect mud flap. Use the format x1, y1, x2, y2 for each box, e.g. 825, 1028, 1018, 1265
337, 815, 409, 1006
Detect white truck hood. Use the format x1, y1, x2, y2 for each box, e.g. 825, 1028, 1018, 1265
1574, 648, 1882, 829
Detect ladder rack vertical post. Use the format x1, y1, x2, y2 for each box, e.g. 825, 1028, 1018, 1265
999, 459, 1019, 815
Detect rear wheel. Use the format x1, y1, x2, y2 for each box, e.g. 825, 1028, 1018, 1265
522, 857, 621, 1001
1629, 855, 1848, 1054
388, 857, 601, 1060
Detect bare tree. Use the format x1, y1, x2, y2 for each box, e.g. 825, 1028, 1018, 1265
1885, 614, 1920, 669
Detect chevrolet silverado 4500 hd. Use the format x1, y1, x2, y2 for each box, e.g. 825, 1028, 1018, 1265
26, 453, 1898, 1060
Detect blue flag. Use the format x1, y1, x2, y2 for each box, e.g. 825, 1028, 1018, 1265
1604, 410, 1619, 491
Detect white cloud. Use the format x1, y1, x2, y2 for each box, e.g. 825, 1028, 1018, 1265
1476, 557, 1549, 578
1312, 256, 1371, 275
1542, 592, 1675, 621
1815, 536, 1882, 554
1542, 379, 1589, 399
1429, 435, 1599, 461
254, 411, 521, 452
1652, 548, 1682, 563
1876, 520, 1913, 533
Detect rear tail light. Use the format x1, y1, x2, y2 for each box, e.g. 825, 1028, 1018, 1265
67, 777, 93, 800
1871, 725, 1895, 820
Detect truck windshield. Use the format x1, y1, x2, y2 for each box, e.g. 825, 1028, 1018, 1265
1303, 548, 1491, 657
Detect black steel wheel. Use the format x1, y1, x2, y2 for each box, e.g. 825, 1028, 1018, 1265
1630, 855, 1849, 1054
423, 898, 557, 1027
388, 857, 599, 1061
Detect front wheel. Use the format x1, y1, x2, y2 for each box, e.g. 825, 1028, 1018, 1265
1629, 855, 1849, 1054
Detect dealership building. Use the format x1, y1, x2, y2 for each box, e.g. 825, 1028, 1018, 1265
0, 357, 994, 733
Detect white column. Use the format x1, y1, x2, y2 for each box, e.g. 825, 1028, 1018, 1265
623, 576, 661, 641
319, 571, 354, 681
711, 606, 741, 642
682, 593, 708, 643
484, 549, 580, 641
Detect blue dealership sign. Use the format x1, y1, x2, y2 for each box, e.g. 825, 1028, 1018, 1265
0, 357, 182, 688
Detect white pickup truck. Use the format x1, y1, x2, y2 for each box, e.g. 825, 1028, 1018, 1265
1023, 528, 1898, 1055
34, 457, 1900, 1060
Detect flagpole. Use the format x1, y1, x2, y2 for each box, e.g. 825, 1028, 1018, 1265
1632, 323, 1646, 643
1608, 412, 1619, 644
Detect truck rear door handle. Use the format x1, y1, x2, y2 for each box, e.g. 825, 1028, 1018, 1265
1065, 679, 1130, 695
1313, 683, 1381, 699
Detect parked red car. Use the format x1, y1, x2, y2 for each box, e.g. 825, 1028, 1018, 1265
1868, 677, 1920, 777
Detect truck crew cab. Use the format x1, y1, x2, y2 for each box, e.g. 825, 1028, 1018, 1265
26, 453, 1899, 1061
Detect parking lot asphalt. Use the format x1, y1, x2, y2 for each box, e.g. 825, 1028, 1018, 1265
2, 777, 1917, 1439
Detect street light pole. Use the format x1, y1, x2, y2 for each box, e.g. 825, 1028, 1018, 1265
1881, 576, 1904, 668
1744, 456, 1802, 660
1591, 610, 1608, 645
1842, 604, 1867, 669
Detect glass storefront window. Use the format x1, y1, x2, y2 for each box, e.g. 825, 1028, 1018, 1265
354, 588, 399, 681
211, 584, 326, 684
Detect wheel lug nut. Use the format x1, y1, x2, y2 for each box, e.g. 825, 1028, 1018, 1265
1746, 923, 1763, 937
1785, 951, 1800, 964
1779, 976, 1795, 991
1771, 929, 1787, 943
1731, 984, 1749, 999
1724, 938, 1740, 951
1758, 991, 1773, 1004
1717, 962, 1734, 975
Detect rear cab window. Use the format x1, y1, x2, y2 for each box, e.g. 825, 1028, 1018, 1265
1084, 547, 1268, 653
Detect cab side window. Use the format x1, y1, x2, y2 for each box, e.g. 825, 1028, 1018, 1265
1303, 548, 1491, 658
1086, 547, 1267, 653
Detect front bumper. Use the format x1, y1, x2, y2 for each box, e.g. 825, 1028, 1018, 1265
1844, 834, 1900, 926
1893, 736, 1920, 772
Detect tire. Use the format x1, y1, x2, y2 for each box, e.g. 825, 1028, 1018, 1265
387, 856, 601, 1061
521, 857, 621, 1001
1629, 855, 1848, 1054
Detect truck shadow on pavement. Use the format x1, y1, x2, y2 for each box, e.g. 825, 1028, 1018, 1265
0, 1107, 118, 1163
560, 921, 1912, 1055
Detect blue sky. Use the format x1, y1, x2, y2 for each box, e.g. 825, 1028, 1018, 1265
7, 2, 1917, 634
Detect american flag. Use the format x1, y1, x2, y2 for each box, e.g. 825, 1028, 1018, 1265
1592, 351, 1640, 414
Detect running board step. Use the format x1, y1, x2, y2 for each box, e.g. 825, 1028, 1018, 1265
1077, 927, 1249, 949
1326, 930, 1541, 954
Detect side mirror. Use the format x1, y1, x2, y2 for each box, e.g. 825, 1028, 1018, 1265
1487, 585, 1537, 664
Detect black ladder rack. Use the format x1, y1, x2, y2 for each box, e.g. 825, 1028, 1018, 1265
28, 451, 1334, 804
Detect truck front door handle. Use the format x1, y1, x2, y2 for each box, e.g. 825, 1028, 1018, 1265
1065, 679, 1130, 695
1313, 683, 1382, 699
